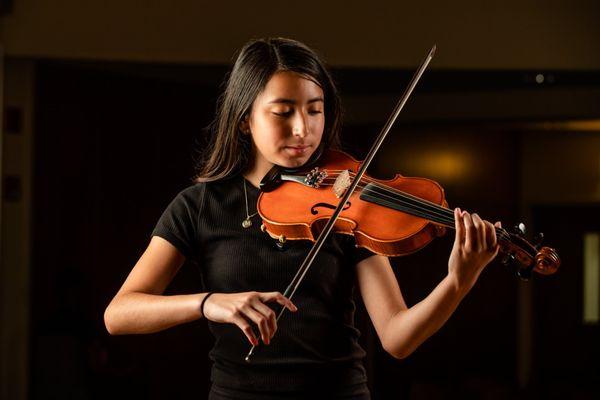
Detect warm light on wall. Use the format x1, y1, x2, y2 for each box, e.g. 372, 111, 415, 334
414, 151, 470, 183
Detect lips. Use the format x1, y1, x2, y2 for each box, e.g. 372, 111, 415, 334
284, 144, 311, 155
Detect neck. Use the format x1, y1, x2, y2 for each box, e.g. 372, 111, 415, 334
243, 156, 274, 189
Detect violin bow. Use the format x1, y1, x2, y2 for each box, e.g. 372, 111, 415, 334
245, 45, 437, 362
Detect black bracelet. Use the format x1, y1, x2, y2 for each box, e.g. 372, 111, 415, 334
200, 292, 215, 318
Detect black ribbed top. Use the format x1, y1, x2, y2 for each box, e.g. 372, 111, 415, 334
151, 174, 374, 395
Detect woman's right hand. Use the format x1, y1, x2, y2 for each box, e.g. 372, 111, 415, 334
202, 292, 297, 346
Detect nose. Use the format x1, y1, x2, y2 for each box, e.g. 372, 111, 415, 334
292, 112, 308, 138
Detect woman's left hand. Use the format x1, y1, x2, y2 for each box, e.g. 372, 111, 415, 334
448, 208, 502, 293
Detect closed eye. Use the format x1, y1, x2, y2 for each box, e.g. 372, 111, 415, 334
273, 111, 293, 117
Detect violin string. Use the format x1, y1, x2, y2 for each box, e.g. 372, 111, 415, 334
357, 181, 511, 242
323, 170, 457, 220
359, 184, 511, 242
362, 186, 455, 226
303, 169, 491, 233
329, 180, 457, 228
328, 178, 511, 242
316, 170, 456, 224
290, 171, 510, 242
325, 170, 457, 216
363, 180, 510, 242
321, 170, 508, 235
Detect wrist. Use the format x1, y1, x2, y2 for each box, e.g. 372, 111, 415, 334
446, 271, 475, 299
199, 292, 215, 319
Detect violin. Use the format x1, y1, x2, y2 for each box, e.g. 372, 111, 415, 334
257, 149, 560, 279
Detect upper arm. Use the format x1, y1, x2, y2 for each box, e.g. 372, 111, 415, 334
113, 236, 187, 297
356, 255, 407, 339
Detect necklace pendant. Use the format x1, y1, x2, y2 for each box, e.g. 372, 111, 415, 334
242, 218, 252, 228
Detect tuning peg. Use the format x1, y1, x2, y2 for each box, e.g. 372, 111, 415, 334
501, 253, 515, 266
533, 232, 544, 249
513, 222, 526, 236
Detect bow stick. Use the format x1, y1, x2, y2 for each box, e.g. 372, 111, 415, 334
245, 45, 437, 362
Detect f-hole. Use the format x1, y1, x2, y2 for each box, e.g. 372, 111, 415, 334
311, 202, 351, 215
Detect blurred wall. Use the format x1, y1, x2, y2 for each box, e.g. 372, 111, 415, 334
0, 58, 34, 400
1, 0, 600, 69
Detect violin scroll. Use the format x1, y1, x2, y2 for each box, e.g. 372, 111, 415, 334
498, 225, 560, 280
534, 246, 560, 275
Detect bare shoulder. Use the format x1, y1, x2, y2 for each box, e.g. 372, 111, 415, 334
114, 236, 187, 297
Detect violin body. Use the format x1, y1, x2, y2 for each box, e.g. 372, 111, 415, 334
257, 149, 559, 277
258, 149, 449, 257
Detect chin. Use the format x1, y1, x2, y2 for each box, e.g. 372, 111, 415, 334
277, 158, 308, 169
275, 150, 314, 168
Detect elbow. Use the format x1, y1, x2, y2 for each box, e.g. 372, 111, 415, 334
382, 339, 415, 360
385, 346, 413, 360
103, 303, 121, 336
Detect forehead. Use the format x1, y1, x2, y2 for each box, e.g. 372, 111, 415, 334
256, 71, 324, 104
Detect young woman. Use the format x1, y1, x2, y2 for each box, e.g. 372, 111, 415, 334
104, 37, 501, 399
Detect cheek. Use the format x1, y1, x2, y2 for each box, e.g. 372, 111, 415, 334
262, 122, 287, 141
251, 117, 287, 147
251, 116, 284, 141
312, 116, 325, 138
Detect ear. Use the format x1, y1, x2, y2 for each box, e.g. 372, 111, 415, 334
239, 114, 250, 134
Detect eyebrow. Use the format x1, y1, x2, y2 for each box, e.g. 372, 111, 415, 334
267, 97, 324, 105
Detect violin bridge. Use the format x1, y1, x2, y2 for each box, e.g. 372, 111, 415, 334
333, 170, 352, 198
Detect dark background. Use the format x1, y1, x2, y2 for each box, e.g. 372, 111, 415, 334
27, 61, 599, 399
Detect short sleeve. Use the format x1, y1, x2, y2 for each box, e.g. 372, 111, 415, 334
151, 184, 204, 262
349, 245, 376, 266
341, 234, 376, 266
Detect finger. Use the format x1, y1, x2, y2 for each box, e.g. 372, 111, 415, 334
230, 314, 258, 346
491, 241, 501, 258
251, 299, 277, 338
485, 221, 497, 249
454, 208, 465, 247
463, 211, 475, 252
494, 221, 503, 246
259, 292, 298, 312
242, 305, 272, 345
472, 213, 486, 252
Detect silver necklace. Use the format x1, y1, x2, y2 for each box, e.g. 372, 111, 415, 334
242, 177, 259, 228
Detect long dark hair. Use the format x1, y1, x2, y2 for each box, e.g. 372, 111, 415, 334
193, 37, 342, 182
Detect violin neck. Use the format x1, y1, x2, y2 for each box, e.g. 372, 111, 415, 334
359, 182, 505, 237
